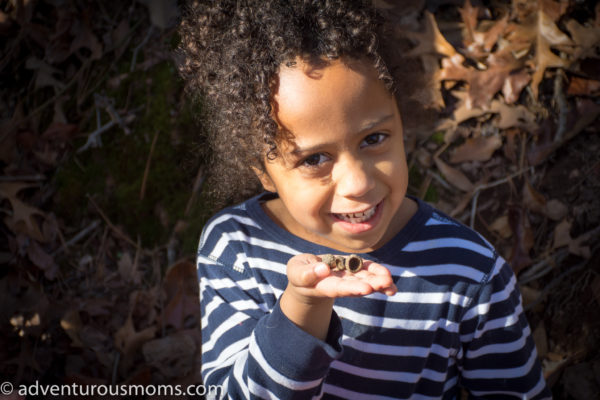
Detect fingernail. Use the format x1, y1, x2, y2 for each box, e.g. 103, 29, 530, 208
314, 263, 329, 276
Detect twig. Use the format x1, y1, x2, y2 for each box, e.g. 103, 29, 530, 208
469, 167, 533, 228
130, 26, 155, 72
87, 196, 141, 251
77, 120, 116, 153
554, 67, 568, 142
51, 220, 101, 257
140, 131, 159, 201
184, 167, 205, 217
0, 175, 46, 182
427, 170, 453, 191
518, 248, 569, 285
524, 247, 596, 312
111, 351, 120, 385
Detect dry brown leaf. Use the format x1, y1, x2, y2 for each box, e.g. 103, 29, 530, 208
502, 68, 531, 103
142, 332, 196, 378
114, 314, 156, 358
434, 157, 474, 192
26, 239, 59, 280
552, 219, 591, 258
459, 0, 479, 46
61, 309, 84, 347
544, 199, 568, 221
160, 260, 200, 331
406, 11, 458, 58
567, 76, 600, 96
565, 19, 600, 59
1, 183, 47, 241
450, 134, 502, 163
522, 181, 546, 214
530, 10, 573, 98
117, 252, 141, 284
69, 19, 103, 60
25, 57, 65, 91
490, 100, 536, 131
490, 215, 512, 239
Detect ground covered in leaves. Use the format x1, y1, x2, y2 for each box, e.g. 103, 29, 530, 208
1, 0, 599, 398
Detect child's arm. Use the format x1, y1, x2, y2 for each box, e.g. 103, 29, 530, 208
198, 252, 397, 399
458, 258, 552, 399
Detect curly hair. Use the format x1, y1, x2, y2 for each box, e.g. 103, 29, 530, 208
178, 0, 396, 206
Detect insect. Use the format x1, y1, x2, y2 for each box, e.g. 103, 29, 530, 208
321, 254, 364, 273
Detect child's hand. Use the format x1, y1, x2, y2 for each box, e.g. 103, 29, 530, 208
286, 253, 398, 300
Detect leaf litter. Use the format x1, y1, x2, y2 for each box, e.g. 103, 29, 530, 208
1, 0, 599, 398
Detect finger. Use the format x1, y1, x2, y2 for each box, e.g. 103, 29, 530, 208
315, 277, 374, 297
362, 261, 393, 277
287, 254, 331, 288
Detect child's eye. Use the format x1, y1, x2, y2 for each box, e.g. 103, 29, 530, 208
361, 132, 388, 148
300, 153, 329, 168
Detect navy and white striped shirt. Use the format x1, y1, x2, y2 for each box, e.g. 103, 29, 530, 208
197, 193, 551, 399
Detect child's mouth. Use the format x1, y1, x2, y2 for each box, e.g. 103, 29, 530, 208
333, 205, 377, 223
331, 201, 383, 234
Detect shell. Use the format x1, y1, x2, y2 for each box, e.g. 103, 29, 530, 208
344, 254, 363, 273
321, 254, 363, 273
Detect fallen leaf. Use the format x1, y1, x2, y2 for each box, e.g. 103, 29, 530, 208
490, 215, 512, 239
502, 68, 531, 103
434, 157, 474, 192
25, 57, 65, 91
69, 19, 103, 60
567, 76, 600, 96
160, 260, 200, 331
142, 332, 196, 378
529, 10, 573, 98
565, 18, 600, 59
1, 182, 47, 242
26, 240, 59, 280
114, 314, 156, 358
117, 252, 141, 284
406, 11, 458, 58
450, 134, 502, 163
522, 180, 546, 214
544, 199, 568, 221
61, 309, 84, 347
552, 219, 591, 258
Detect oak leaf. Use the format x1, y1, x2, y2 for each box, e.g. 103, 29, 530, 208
450, 134, 502, 163
434, 157, 474, 192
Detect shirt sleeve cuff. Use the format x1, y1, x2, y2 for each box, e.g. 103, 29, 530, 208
254, 299, 343, 381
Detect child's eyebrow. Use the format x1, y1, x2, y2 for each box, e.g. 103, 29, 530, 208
290, 114, 394, 155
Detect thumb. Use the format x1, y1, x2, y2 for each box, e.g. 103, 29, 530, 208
287, 254, 331, 288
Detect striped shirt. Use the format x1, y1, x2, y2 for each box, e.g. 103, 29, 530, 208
197, 193, 551, 399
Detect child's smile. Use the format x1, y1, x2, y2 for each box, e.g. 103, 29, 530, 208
256, 57, 417, 253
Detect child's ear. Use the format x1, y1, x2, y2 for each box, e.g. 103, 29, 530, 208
251, 167, 277, 193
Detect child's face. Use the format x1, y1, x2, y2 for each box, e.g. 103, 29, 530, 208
257, 57, 412, 253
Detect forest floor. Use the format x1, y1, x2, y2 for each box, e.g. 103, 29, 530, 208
1, 0, 599, 398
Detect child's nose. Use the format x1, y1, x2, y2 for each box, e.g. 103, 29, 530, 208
333, 156, 375, 198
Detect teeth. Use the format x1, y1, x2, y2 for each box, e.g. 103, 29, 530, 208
336, 206, 376, 223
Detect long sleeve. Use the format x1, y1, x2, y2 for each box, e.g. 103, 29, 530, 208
457, 256, 552, 399
198, 253, 343, 399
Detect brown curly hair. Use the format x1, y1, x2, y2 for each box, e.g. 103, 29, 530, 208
177, 0, 397, 206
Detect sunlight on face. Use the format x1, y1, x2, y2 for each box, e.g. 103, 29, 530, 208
257, 57, 415, 253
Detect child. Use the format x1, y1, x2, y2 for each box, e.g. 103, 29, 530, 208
178, 1, 551, 398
